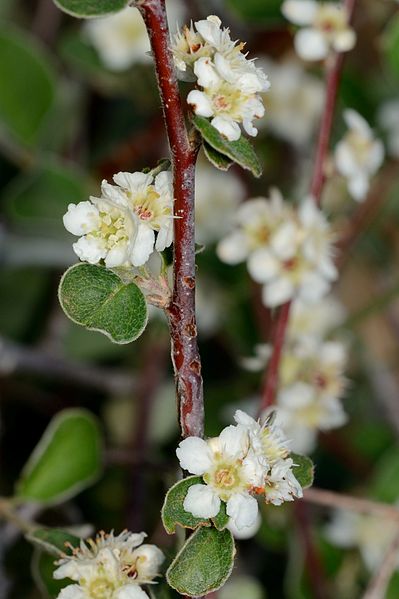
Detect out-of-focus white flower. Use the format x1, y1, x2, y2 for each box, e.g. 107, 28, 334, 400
196, 276, 225, 337
219, 575, 264, 599
64, 170, 174, 268
325, 510, 399, 572
289, 296, 346, 343
217, 189, 289, 266
195, 162, 245, 245
176, 425, 263, 530
378, 100, 399, 158
335, 109, 384, 201
246, 198, 337, 308
275, 339, 348, 453
282, 1, 356, 61
54, 530, 164, 599
173, 16, 269, 140
176, 410, 303, 532
84, 2, 185, 71
259, 57, 325, 145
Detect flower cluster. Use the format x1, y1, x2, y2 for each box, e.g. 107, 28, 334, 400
335, 109, 384, 201
54, 530, 164, 599
282, 0, 356, 61
63, 170, 173, 268
217, 191, 337, 308
176, 410, 302, 533
172, 15, 270, 141
242, 297, 348, 454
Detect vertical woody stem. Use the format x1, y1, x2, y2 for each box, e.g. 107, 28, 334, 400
138, 0, 203, 438
259, 0, 357, 414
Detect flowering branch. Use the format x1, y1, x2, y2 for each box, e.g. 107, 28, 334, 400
259, 0, 358, 413
138, 0, 203, 438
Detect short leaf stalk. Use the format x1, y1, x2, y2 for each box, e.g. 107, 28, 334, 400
138, 0, 204, 439
259, 0, 358, 414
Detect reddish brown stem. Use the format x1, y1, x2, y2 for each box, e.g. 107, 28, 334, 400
139, 0, 203, 439
259, 0, 357, 414
294, 502, 328, 599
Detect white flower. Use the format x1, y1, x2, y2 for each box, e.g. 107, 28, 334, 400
325, 510, 399, 572
288, 296, 346, 343
274, 339, 348, 453
84, 2, 185, 71
263, 458, 303, 506
335, 109, 384, 201
176, 425, 262, 530
173, 16, 269, 140
378, 99, 399, 158
233, 410, 290, 466
246, 198, 337, 307
258, 57, 325, 145
282, 1, 356, 61
64, 169, 174, 268
195, 161, 245, 245
217, 189, 289, 265
54, 530, 164, 599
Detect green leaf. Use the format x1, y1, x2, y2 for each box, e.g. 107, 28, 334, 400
162, 476, 211, 534
0, 26, 56, 146
4, 161, 89, 234
53, 0, 128, 18
385, 13, 399, 79
167, 527, 235, 596
16, 408, 102, 504
27, 528, 80, 557
291, 453, 314, 489
212, 502, 229, 531
203, 143, 233, 172
192, 115, 262, 178
58, 263, 148, 344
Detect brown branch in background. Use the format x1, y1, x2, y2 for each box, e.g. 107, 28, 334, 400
362, 530, 399, 599
294, 502, 328, 599
32, 0, 62, 47
0, 336, 136, 396
303, 487, 399, 521
139, 0, 203, 439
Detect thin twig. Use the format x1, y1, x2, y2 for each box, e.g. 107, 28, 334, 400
139, 0, 204, 439
294, 502, 328, 599
303, 487, 399, 521
0, 335, 136, 395
362, 530, 399, 599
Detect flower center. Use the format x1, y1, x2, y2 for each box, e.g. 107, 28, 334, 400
87, 577, 115, 599
134, 205, 154, 221
215, 468, 236, 488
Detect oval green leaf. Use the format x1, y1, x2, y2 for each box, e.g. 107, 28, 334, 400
162, 476, 211, 534
0, 26, 56, 146
27, 528, 80, 557
58, 263, 148, 344
203, 143, 233, 172
192, 115, 262, 178
291, 453, 314, 489
16, 409, 102, 504
53, 0, 128, 18
167, 527, 235, 596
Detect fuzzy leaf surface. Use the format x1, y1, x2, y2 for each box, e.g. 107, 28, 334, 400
291, 453, 314, 489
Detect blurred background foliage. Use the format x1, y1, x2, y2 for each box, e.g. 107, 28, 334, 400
1, 0, 399, 598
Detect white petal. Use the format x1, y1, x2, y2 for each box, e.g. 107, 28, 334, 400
243, 118, 258, 137
176, 437, 213, 474
130, 224, 155, 266
155, 220, 173, 251
247, 248, 279, 283
367, 140, 385, 173
113, 171, 153, 195
281, 0, 317, 25
348, 173, 369, 201
154, 170, 173, 196
195, 16, 223, 47
130, 544, 164, 580
104, 242, 129, 268
333, 29, 356, 53
57, 585, 86, 599
227, 512, 261, 539
270, 222, 297, 260
63, 201, 100, 236
73, 236, 106, 264
299, 273, 330, 301
217, 231, 250, 264
194, 57, 220, 88
234, 410, 257, 428
343, 109, 371, 136
218, 424, 248, 459
211, 116, 241, 141
262, 277, 295, 307
335, 141, 359, 177
226, 493, 259, 530
100, 181, 128, 206
294, 29, 328, 61
115, 585, 150, 599
183, 484, 221, 518
187, 89, 214, 117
